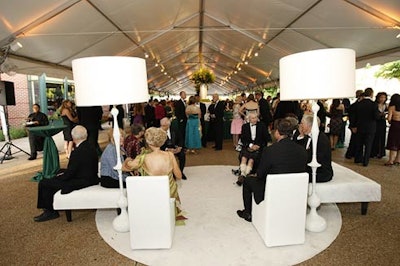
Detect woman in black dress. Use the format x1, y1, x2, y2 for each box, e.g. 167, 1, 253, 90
61, 100, 78, 158
371, 92, 388, 158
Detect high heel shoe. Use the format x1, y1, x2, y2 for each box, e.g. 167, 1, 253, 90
394, 162, 400, 166
384, 162, 394, 166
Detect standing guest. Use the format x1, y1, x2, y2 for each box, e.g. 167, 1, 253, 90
328, 99, 344, 150
160, 117, 187, 180
34, 126, 98, 222
345, 90, 364, 159
185, 96, 202, 154
236, 113, 269, 186
100, 128, 129, 188
337, 98, 351, 148
255, 90, 272, 142
174, 91, 188, 142
154, 99, 166, 127
144, 99, 156, 128
317, 99, 328, 133
130, 103, 145, 126
294, 114, 333, 183
230, 96, 244, 149
195, 95, 207, 148
123, 127, 186, 222
371, 92, 388, 159
273, 100, 301, 123
26, 104, 49, 160
60, 99, 79, 159
353, 88, 380, 167
239, 94, 259, 119
164, 100, 173, 119
124, 123, 145, 159
211, 93, 225, 150
77, 106, 103, 155
385, 94, 400, 166
236, 118, 307, 222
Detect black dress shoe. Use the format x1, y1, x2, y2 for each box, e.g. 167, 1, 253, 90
34, 210, 59, 222
231, 169, 240, 176
28, 156, 37, 161
236, 210, 252, 222
236, 175, 245, 186
182, 174, 187, 180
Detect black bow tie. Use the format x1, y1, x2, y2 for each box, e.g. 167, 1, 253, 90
251, 124, 256, 127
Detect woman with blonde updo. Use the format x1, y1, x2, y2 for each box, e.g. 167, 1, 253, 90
60, 99, 79, 158
123, 127, 186, 223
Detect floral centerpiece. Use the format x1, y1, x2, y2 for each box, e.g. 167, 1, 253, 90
191, 68, 215, 99
191, 68, 216, 85
375, 60, 400, 79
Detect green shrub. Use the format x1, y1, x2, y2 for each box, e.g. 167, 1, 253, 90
0, 127, 28, 141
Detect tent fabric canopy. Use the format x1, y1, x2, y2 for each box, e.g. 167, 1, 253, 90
1, 0, 399, 95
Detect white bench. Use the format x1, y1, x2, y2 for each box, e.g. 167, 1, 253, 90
53, 184, 121, 222
314, 162, 381, 215
252, 172, 309, 247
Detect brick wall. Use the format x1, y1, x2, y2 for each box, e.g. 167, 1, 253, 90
0, 73, 30, 128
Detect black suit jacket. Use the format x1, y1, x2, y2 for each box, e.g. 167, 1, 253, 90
240, 122, 269, 149
354, 98, 380, 134
214, 100, 225, 122
161, 127, 184, 150
199, 102, 206, 122
57, 140, 99, 193
293, 131, 333, 182
175, 99, 187, 123
257, 138, 307, 182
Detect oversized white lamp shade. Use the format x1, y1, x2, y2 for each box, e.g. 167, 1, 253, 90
72, 56, 149, 106
279, 48, 355, 233
72, 56, 149, 233
279, 48, 355, 101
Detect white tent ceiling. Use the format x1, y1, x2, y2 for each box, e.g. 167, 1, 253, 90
1, 0, 399, 95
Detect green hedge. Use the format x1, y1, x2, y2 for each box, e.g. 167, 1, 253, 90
0, 127, 28, 141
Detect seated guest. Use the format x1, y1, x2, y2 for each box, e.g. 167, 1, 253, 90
293, 114, 333, 183
124, 123, 145, 159
122, 127, 186, 223
34, 126, 99, 222
100, 128, 130, 188
159, 117, 187, 180
237, 118, 307, 222
26, 104, 49, 160
236, 113, 269, 186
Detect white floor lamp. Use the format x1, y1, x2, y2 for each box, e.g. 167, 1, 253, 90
279, 48, 355, 232
72, 56, 149, 232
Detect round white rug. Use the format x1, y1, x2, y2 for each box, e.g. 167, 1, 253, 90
96, 165, 342, 266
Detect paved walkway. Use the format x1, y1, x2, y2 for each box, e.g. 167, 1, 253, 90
0, 125, 111, 179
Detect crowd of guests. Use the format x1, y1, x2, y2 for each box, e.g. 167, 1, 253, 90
30, 87, 400, 223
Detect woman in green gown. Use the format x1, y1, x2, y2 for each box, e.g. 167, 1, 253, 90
123, 127, 186, 224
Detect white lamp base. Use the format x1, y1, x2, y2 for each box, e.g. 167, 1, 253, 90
112, 193, 130, 232
306, 191, 327, 232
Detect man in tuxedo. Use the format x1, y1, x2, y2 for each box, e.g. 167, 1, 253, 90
195, 94, 207, 147
294, 114, 333, 183
353, 87, 380, 166
26, 104, 49, 160
34, 126, 99, 222
255, 91, 272, 142
160, 117, 187, 180
210, 93, 225, 150
237, 118, 307, 222
174, 91, 187, 142
236, 113, 269, 186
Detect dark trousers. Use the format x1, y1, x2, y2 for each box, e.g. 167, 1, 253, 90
200, 119, 206, 147
354, 131, 375, 166
100, 176, 126, 188
345, 132, 358, 158
176, 150, 186, 172
28, 133, 44, 157
242, 177, 266, 214
214, 120, 224, 149
37, 178, 66, 210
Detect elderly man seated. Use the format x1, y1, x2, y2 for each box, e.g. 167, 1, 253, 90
293, 114, 333, 183
236, 113, 269, 186
34, 125, 99, 222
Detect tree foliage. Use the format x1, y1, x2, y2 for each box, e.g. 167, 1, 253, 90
375, 60, 400, 79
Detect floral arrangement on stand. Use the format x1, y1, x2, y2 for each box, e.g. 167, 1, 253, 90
191, 68, 216, 96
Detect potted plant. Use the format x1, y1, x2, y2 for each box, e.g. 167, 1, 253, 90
191, 68, 215, 98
